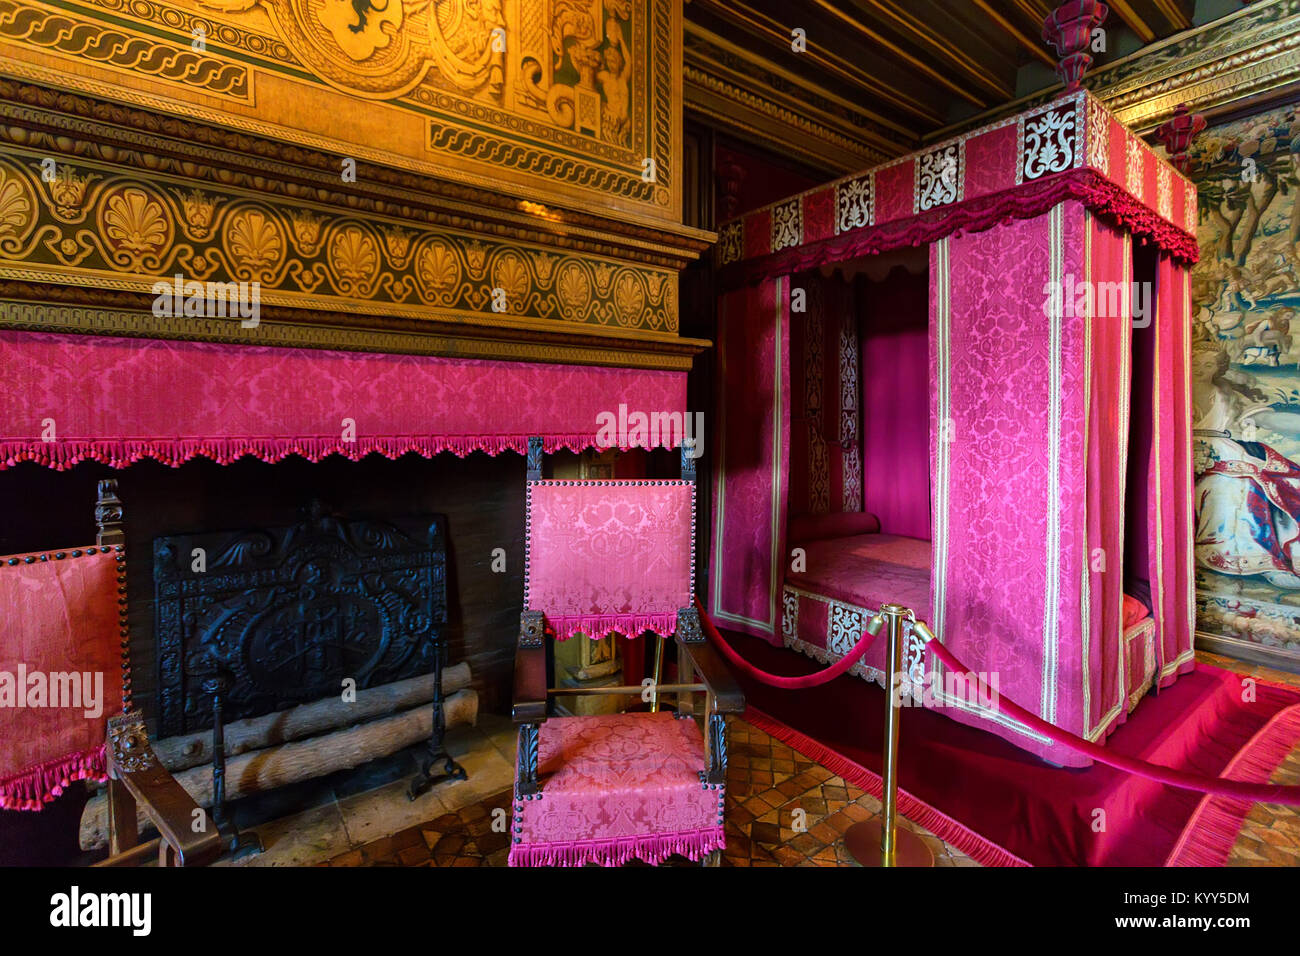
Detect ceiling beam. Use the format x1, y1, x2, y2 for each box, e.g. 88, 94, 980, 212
969, 0, 1057, 68
853, 0, 1014, 101
1105, 0, 1158, 42
695, 0, 945, 127
1150, 0, 1192, 31
686, 21, 917, 153
1010, 0, 1053, 28
812, 0, 992, 108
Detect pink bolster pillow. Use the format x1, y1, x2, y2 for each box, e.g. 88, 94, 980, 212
788, 511, 882, 544
1122, 593, 1150, 629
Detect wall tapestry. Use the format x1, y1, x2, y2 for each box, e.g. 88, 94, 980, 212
1190, 101, 1300, 664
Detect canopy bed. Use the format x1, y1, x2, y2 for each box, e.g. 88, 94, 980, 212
709, 89, 1198, 768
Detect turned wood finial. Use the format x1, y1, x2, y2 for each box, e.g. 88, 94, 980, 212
1154, 104, 1208, 175
1042, 1, 1109, 92
95, 479, 124, 546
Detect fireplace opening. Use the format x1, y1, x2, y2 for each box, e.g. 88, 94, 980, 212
0, 452, 530, 719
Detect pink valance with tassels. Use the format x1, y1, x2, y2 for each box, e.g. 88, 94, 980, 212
0, 331, 688, 469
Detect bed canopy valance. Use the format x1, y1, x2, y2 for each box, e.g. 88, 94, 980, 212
709, 90, 1198, 767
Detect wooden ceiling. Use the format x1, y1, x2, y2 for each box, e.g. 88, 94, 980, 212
684, 0, 1200, 172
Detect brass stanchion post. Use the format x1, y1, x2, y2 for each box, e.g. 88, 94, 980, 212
843, 603, 935, 867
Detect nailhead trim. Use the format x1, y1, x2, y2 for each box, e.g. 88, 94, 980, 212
523, 477, 697, 627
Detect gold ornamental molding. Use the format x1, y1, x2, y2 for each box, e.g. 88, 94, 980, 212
0, 77, 713, 271
0, 298, 707, 370
0, 0, 686, 228
0, 0, 251, 100
0, 144, 682, 334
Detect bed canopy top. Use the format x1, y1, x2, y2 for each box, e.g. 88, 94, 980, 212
713, 89, 1197, 281
709, 89, 1198, 767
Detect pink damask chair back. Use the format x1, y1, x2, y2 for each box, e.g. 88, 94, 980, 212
524, 478, 694, 643
510, 438, 743, 867
0, 481, 219, 866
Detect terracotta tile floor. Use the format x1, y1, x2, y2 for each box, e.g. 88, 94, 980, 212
314, 651, 1300, 868
320, 715, 976, 868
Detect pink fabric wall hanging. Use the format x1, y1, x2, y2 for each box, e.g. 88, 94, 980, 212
709, 277, 789, 644
0, 548, 123, 810
0, 331, 688, 469
861, 268, 931, 540
524, 480, 694, 641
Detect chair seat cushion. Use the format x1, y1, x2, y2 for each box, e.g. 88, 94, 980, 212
508, 712, 725, 866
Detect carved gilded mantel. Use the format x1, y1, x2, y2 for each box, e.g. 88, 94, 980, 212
0, 1, 713, 369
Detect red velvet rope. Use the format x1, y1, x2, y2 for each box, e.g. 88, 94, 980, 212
696, 598, 881, 689
927, 639, 1300, 806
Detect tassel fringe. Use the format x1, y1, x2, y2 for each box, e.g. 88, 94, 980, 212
0, 434, 672, 471
1166, 704, 1300, 867
0, 745, 107, 811
508, 826, 724, 867
546, 613, 678, 643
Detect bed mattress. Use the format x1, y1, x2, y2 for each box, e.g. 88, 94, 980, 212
780, 531, 1157, 710
782, 532, 933, 689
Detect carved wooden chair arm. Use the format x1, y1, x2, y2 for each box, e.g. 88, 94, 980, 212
674, 607, 745, 715
512, 611, 548, 725
103, 711, 222, 867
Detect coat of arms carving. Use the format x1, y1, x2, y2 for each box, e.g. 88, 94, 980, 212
197, 0, 634, 146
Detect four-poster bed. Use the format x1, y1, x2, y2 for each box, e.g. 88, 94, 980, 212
710, 89, 1198, 767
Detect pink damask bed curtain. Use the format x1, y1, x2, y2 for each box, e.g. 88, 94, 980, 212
1149, 254, 1197, 685
709, 277, 789, 643
929, 200, 1195, 766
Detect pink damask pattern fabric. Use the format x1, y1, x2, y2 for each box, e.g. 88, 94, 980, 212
526, 481, 693, 641
509, 713, 723, 866
0, 331, 687, 468
710, 279, 789, 644
782, 533, 932, 685
0, 548, 123, 810
1149, 255, 1196, 685
930, 203, 1093, 767
861, 267, 931, 539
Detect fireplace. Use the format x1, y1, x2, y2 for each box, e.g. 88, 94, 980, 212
0, 453, 527, 721
152, 503, 449, 737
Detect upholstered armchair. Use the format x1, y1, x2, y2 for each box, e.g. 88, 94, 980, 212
0, 480, 221, 866
510, 438, 744, 867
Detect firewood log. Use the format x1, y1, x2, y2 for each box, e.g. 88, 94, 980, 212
80, 688, 478, 851
152, 662, 472, 771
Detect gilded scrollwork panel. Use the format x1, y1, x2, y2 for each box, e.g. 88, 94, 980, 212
0, 0, 680, 221
0, 152, 678, 333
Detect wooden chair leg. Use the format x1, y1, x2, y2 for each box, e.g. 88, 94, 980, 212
106, 777, 138, 856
